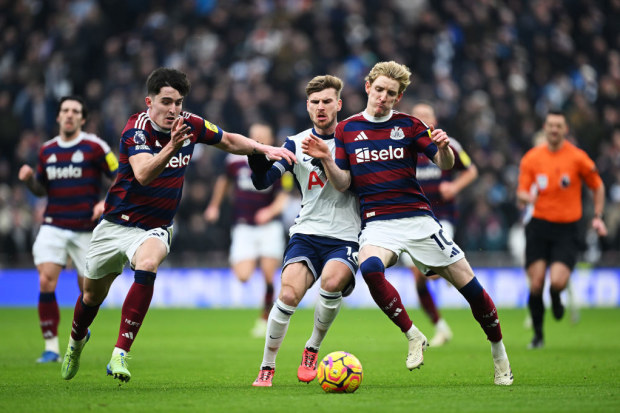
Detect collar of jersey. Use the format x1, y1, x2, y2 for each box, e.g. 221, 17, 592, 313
362, 110, 393, 123
55, 132, 84, 148
311, 128, 335, 140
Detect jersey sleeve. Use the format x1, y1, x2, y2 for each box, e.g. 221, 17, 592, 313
34, 146, 48, 187
251, 138, 295, 189
334, 123, 350, 170
410, 120, 437, 160
192, 114, 223, 145
124, 128, 153, 157
578, 150, 603, 190
517, 152, 535, 193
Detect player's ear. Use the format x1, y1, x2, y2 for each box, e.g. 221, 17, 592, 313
145, 95, 153, 108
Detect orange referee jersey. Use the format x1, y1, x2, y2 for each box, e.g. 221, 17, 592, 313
518, 140, 602, 223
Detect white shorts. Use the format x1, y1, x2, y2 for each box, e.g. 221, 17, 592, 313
32, 225, 92, 275
399, 220, 454, 267
359, 215, 464, 274
84, 219, 173, 279
229, 221, 285, 264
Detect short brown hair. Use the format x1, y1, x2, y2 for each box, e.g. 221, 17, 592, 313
365, 61, 412, 94
305, 75, 344, 99
146, 67, 191, 97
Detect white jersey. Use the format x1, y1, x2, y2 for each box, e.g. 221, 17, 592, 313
276, 128, 360, 242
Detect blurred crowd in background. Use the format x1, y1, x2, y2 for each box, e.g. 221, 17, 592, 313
0, 0, 619, 268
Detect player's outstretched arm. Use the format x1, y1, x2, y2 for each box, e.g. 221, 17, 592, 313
301, 134, 351, 192
18, 164, 46, 196
430, 127, 455, 170
216, 132, 296, 165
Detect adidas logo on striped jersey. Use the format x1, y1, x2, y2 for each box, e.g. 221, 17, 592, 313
354, 132, 369, 141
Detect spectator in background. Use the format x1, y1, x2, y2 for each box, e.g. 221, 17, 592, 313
400, 102, 478, 347
18, 96, 118, 363
517, 110, 607, 349
204, 123, 290, 338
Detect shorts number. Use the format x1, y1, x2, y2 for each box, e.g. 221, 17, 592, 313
430, 229, 453, 251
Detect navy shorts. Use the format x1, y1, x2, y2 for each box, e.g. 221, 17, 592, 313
283, 233, 359, 296
525, 218, 581, 270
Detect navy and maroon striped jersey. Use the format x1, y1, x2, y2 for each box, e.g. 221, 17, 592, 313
334, 110, 438, 225
415, 138, 472, 223
103, 110, 222, 230
224, 154, 282, 225
36, 132, 118, 231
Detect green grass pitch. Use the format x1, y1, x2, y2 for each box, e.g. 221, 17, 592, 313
0, 307, 618, 412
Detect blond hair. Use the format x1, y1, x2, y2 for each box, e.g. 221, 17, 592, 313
305, 75, 344, 98
365, 61, 412, 94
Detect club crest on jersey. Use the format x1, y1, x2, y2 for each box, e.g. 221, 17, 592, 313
133, 130, 147, 145
536, 174, 548, 190
182, 138, 191, 147
390, 126, 405, 140
71, 150, 84, 163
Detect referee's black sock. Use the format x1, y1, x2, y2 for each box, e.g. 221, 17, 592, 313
528, 292, 544, 340
549, 287, 565, 320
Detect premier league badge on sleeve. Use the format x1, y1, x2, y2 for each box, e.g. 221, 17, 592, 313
133, 130, 147, 145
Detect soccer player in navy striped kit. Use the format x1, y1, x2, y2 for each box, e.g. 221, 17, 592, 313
302, 61, 513, 385
60, 67, 296, 383
19, 96, 118, 363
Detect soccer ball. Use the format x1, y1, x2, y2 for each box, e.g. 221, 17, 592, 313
317, 351, 363, 393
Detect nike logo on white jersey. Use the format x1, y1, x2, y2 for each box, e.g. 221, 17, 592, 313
355, 132, 369, 141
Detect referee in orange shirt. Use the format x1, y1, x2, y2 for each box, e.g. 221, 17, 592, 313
517, 110, 607, 349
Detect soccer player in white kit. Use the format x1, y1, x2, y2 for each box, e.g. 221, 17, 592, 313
251, 75, 361, 387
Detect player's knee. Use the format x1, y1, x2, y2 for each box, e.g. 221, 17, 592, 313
135, 258, 159, 273
278, 286, 302, 307
360, 257, 384, 279
321, 273, 349, 293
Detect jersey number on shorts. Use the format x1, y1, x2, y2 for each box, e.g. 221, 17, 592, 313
430, 229, 460, 255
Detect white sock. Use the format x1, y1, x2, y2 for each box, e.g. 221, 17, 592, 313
45, 336, 59, 353
261, 298, 296, 369
405, 324, 422, 341
306, 289, 342, 350
491, 340, 507, 361
112, 347, 128, 357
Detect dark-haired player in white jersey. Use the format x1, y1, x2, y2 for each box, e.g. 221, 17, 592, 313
251, 75, 361, 387
60, 67, 295, 383
19, 96, 118, 364
303, 61, 512, 386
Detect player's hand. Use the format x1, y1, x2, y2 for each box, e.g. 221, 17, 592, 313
301, 134, 330, 160
171, 117, 191, 148
262, 145, 297, 165
430, 125, 450, 149
18, 164, 34, 182
91, 200, 105, 221
438, 181, 457, 201
254, 207, 272, 225
204, 205, 219, 223
592, 217, 608, 237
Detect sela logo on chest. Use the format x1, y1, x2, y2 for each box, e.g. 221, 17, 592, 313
355, 145, 405, 163
166, 152, 191, 168
46, 165, 83, 179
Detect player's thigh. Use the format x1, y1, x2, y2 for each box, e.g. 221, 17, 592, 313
66, 231, 92, 276
403, 220, 465, 276
32, 225, 70, 268
132, 236, 170, 272
229, 224, 260, 263
321, 259, 355, 292
432, 257, 475, 289
280, 261, 314, 305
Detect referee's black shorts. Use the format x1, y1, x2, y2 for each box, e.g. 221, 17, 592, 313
525, 218, 580, 270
